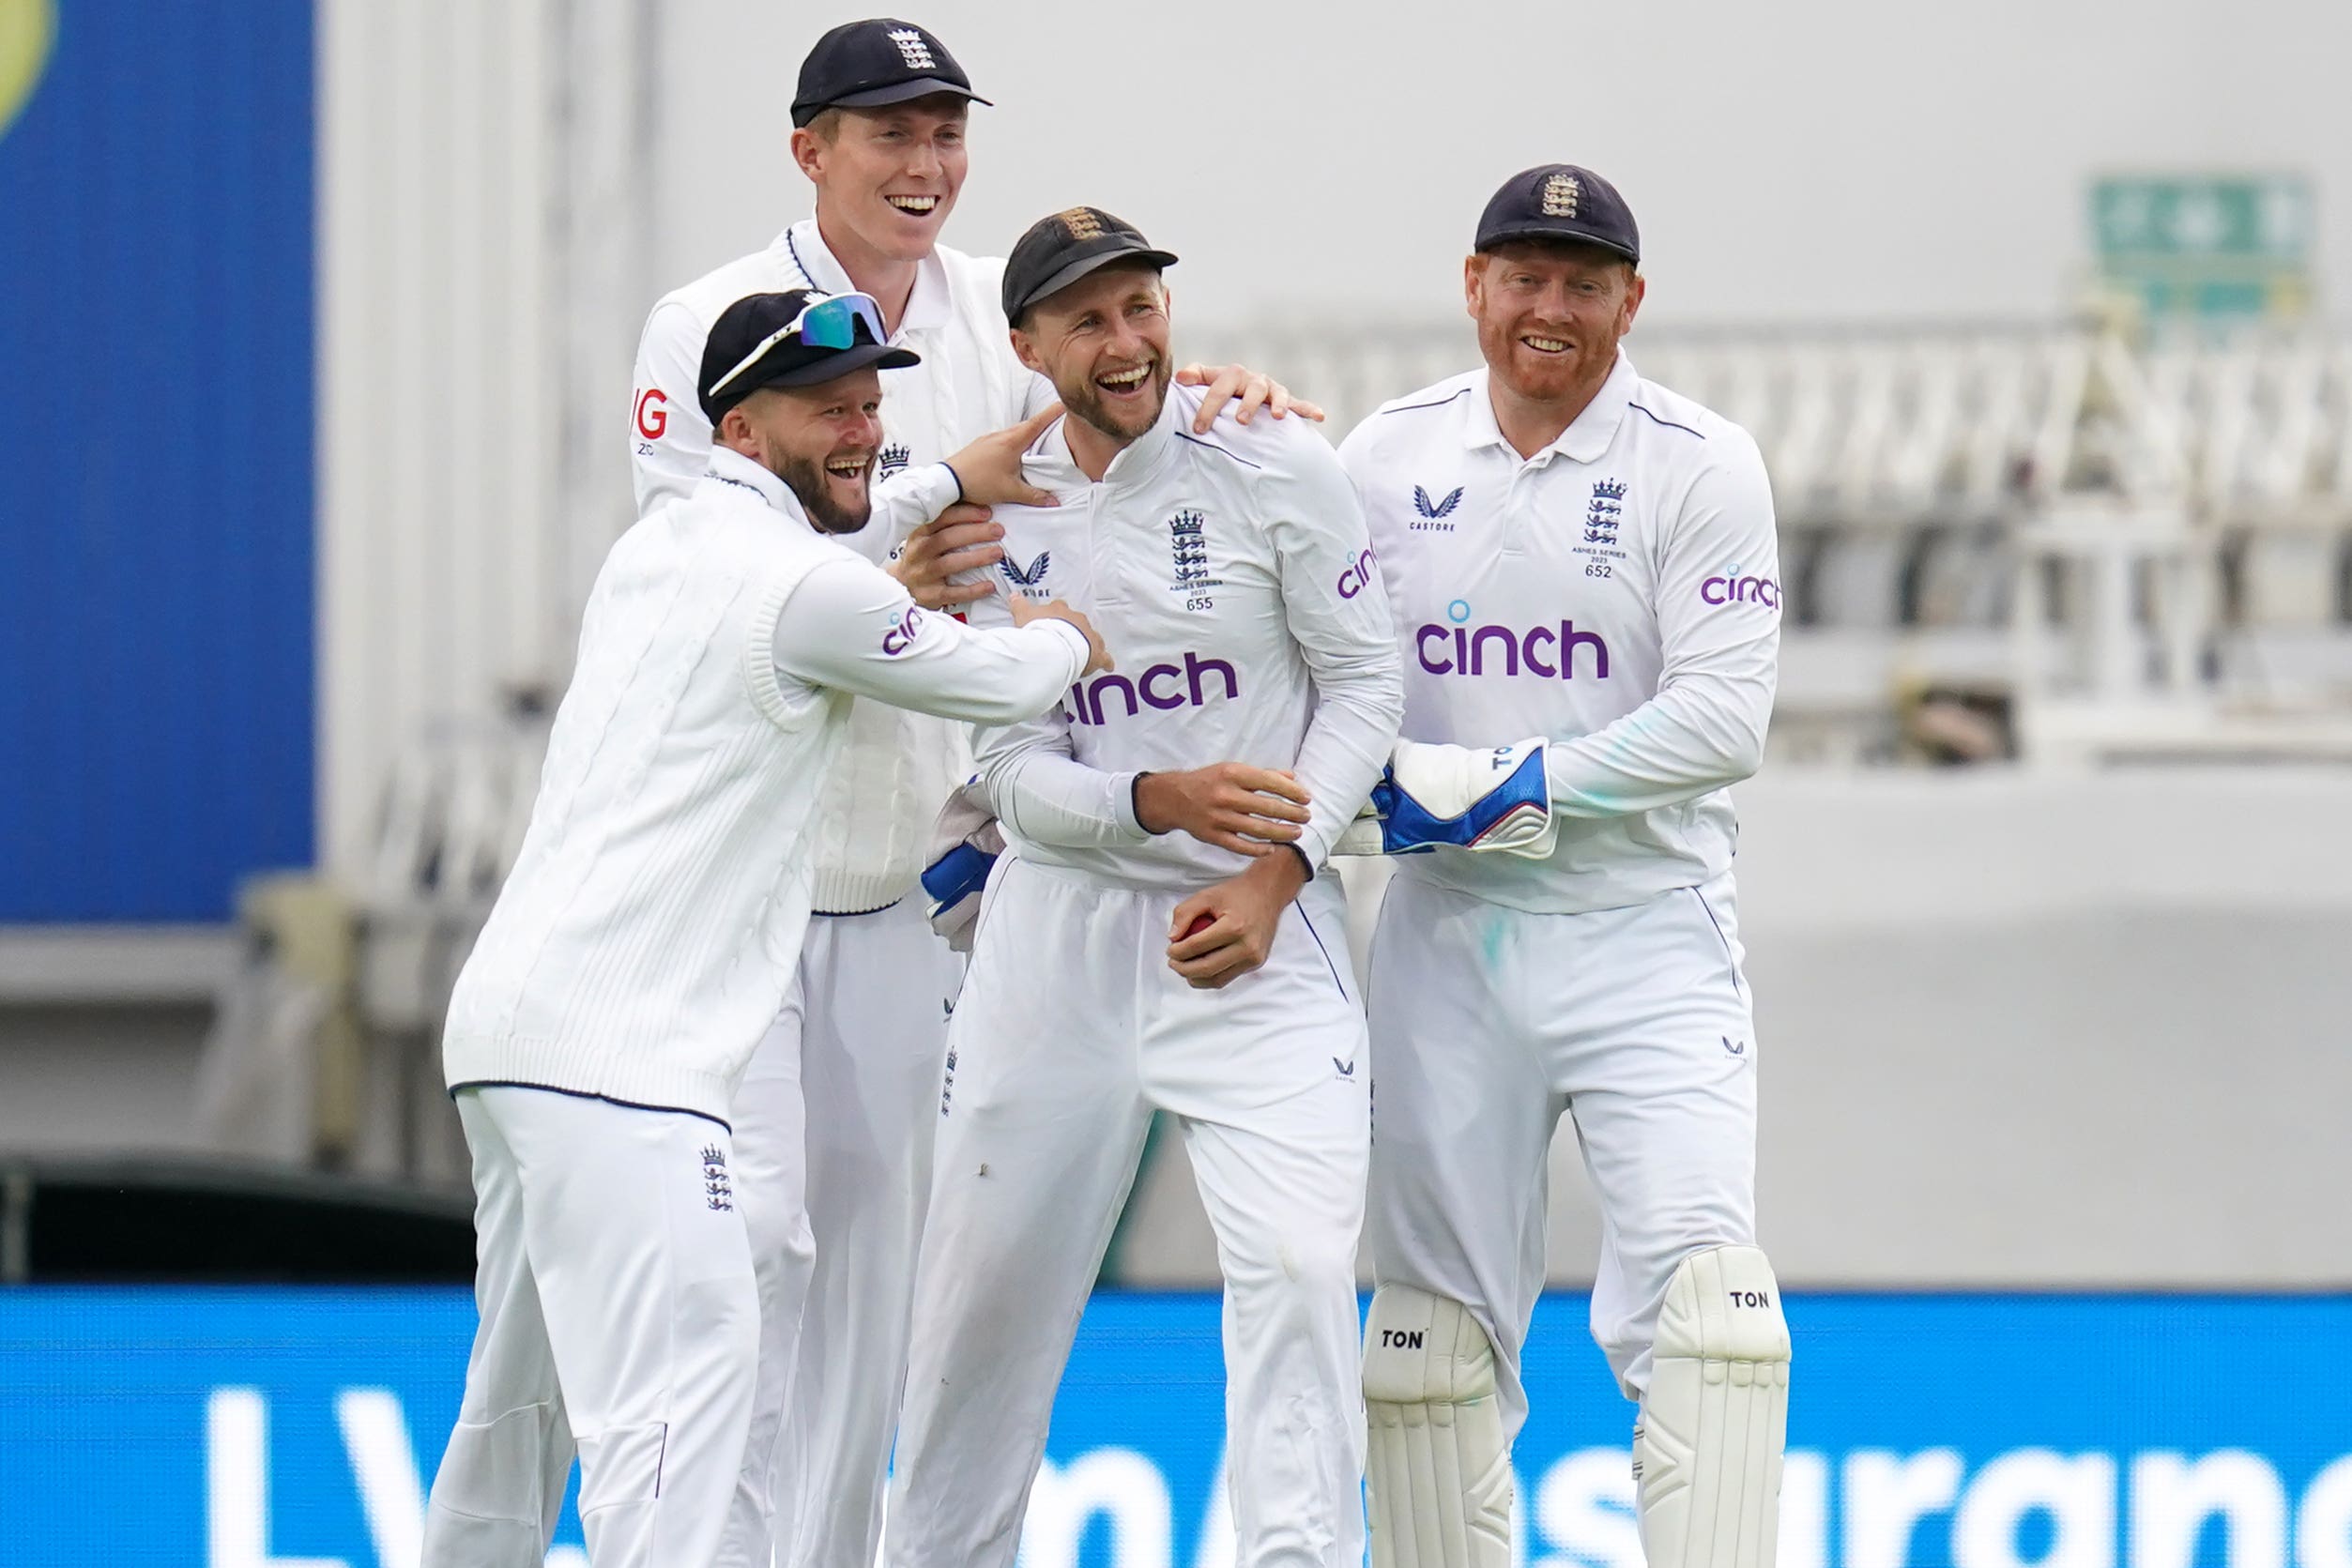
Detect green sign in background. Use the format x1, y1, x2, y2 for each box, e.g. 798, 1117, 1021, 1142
2090, 174, 2314, 320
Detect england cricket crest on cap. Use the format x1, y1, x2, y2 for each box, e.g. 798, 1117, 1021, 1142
1168, 508, 1221, 609
1541, 171, 1582, 218
1057, 206, 1107, 242
886, 26, 936, 69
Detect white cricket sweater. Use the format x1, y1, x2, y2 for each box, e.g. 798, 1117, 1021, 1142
630, 219, 1054, 913
443, 449, 1090, 1123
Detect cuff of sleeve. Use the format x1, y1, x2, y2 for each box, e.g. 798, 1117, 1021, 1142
1291, 826, 1331, 875
1114, 772, 1149, 838
1036, 617, 1092, 681
905, 462, 964, 522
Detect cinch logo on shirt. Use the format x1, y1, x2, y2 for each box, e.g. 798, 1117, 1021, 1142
1065, 652, 1240, 725
880, 604, 926, 656
1336, 547, 1379, 600
1702, 574, 1779, 609
1415, 620, 1611, 680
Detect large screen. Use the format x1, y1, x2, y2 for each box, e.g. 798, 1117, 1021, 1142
2, 1288, 2345, 1566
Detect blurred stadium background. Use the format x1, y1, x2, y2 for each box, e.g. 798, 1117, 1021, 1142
4, 0, 2351, 1562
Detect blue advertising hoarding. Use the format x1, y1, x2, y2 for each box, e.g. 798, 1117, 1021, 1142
0, 0, 315, 920
2, 1287, 2348, 1566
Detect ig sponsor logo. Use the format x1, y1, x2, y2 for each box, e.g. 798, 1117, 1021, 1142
634, 387, 668, 441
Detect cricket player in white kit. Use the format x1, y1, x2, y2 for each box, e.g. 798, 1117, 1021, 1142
627, 23, 1312, 1566
1336, 167, 1791, 1567
884, 209, 1403, 1568
422, 289, 1107, 1568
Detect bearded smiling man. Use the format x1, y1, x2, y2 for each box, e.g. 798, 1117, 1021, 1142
883, 208, 1402, 1568
627, 24, 1315, 1568
1336, 165, 1790, 1568
420, 288, 1107, 1568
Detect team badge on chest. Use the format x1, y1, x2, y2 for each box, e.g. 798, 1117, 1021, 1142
878, 442, 910, 480
1585, 479, 1626, 544
1572, 477, 1629, 580
1168, 508, 1221, 611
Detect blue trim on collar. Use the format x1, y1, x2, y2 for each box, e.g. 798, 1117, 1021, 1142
1375, 387, 1474, 419
1174, 431, 1263, 470
1629, 402, 1705, 439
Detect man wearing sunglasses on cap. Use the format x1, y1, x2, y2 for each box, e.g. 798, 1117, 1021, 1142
627, 21, 1321, 1568
422, 289, 1106, 1568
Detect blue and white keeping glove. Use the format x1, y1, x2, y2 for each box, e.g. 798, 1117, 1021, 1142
921, 778, 1005, 952
1333, 738, 1556, 859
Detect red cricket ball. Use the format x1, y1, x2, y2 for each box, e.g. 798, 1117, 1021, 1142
1181, 912, 1216, 940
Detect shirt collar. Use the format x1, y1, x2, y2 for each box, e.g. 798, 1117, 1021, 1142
778, 219, 950, 340
707, 446, 806, 523
1463, 351, 1639, 464
1028, 380, 1189, 495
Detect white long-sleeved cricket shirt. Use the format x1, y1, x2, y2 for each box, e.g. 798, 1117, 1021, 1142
968, 383, 1403, 892
629, 219, 1056, 913
1337, 353, 1780, 915
442, 448, 1090, 1124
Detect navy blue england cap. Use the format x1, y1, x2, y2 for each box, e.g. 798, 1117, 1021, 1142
791, 18, 991, 129
1001, 206, 1180, 325
697, 289, 921, 423
1474, 164, 1641, 266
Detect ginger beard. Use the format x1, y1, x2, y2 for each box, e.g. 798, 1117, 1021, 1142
1467, 241, 1642, 409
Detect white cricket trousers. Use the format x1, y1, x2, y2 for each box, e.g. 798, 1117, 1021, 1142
421, 1085, 759, 1568
1365, 871, 1759, 1431
722, 896, 961, 1568
887, 858, 1371, 1568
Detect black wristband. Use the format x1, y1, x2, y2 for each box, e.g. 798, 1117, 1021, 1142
1284, 843, 1315, 879
1130, 772, 1160, 834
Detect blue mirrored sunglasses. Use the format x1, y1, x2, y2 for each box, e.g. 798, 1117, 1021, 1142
789, 291, 887, 349
711, 291, 891, 398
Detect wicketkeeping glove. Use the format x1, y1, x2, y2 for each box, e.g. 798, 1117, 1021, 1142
1332, 738, 1556, 859
921, 778, 1005, 952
